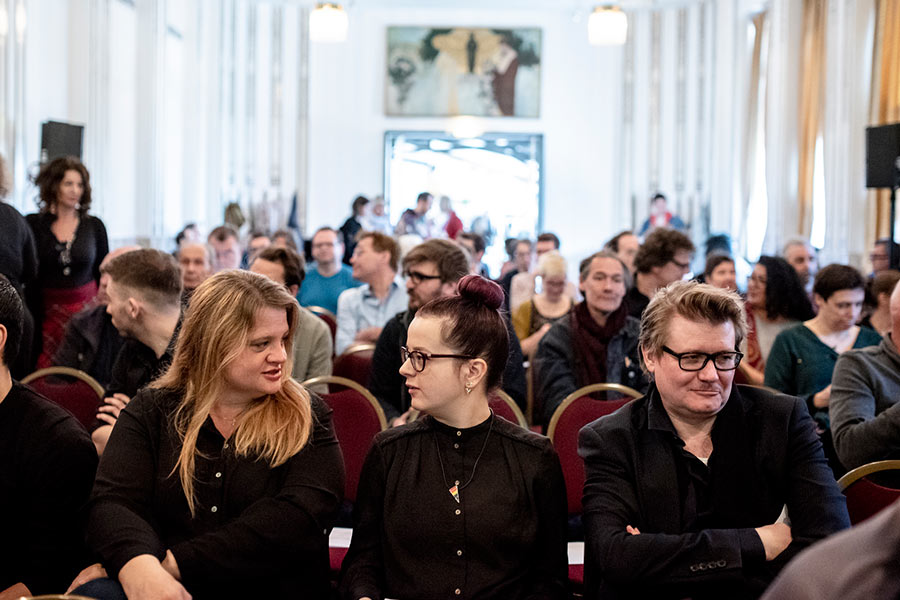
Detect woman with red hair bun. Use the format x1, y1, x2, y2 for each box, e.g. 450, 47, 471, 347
341, 275, 568, 600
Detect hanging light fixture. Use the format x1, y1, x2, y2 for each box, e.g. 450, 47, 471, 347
310, 3, 348, 43
588, 6, 628, 46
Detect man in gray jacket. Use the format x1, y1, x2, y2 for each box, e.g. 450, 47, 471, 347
534, 251, 648, 426
830, 279, 900, 470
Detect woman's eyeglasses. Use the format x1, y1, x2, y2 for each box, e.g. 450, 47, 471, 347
401, 346, 474, 372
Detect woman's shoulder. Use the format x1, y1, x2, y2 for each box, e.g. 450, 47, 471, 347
128, 386, 183, 419
492, 416, 554, 453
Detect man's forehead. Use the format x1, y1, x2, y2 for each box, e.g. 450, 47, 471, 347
407, 260, 439, 275
313, 230, 338, 244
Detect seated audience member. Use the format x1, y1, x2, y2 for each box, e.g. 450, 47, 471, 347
458, 231, 491, 278
369, 240, 527, 425
765, 265, 881, 438
53, 246, 139, 388
498, 237, 520, 279
366, 195, 392, 234
498, 238, 532, 310
0, 275, 98, 597
626, 228, 695, 318
579, 281, 850, 600
174, 223, 200, 247
249, 246, 333, 382
92, 249, 183, 456
760, 497, 900, 600
782, 237, 818, 297
859, 269, 900, 334
175, 241, 213, 304
71, 270, 344, 600
271, 228, 300, 252
207, 225, 242, 271
869, 236, 900, 276
395, 191, 434, 239
299, 227, 360, 315
341, 195, 370, 263
512, 251, 574, 358
703, 254, 737, 291
534, 251, 647, 425
603, 230, 640, 273
335, 232, 407, 354
439, 194, 463, 239
739, 257, 815, 385
242, 229, 271, 268
510, 232, 577, 312
638, 192, 686, 235
341, 276, 567, 600
830, 281, 900, 469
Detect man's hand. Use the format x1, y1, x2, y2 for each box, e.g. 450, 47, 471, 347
755, 522, 792, 561
0, 582, 31, 600
161, 550, 182, 580
67, 563, 107, 593
354, 327, 383, 344
812, 385, 831, 409
97, 393, 132, 424
119, 554, 191, 600
626, 525, 641, 535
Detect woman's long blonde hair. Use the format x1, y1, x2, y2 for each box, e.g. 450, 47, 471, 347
153, 270, 313, 515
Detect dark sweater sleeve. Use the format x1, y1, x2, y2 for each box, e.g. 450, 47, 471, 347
18, 410, 98, 594
534, 323, 577, 424
502, 317, 528, 410
91, 217, 110, 285
340, 441, 388, 600
170, 400, 344, 586
368, 316, 405, 422
86, 391, 169, 576
525, 441, 569, 600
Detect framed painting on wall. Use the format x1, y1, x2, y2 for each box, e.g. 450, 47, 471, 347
386, 27, 541, 118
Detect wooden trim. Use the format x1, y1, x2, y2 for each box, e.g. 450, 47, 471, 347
21, 367, 105, 400
547, 383, 642, 443
301, 375, 388, 431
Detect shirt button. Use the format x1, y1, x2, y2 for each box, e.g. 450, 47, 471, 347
211, 506, 218, 513
215, 472, 222, 478
455, 509, 461, 515
457, 549, 463, 556
456, 431, 462, 437
455, 589, 461, 595
454, 443, 459, 449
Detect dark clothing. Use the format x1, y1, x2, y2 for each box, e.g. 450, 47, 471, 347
85, 387, 345, 599
26, 212, 109, 289
52, 304, 124, 388
534, 311, 647, 425
623, 285, 650, 319
105, 318, 181, 399
571, 302, 628, 388
339, 216, 364, 266
578, 383, 850, 600
498, 268, 519, 313
0, 382, 98, 594
341, 414, 568, 600
0, 204, 39, 294
0, 204, 38, 377
369, 309, 528, 421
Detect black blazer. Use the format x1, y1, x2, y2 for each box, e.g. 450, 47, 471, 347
578, 384, 850, 600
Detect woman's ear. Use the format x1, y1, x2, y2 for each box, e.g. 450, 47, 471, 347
462, 357, 488, 389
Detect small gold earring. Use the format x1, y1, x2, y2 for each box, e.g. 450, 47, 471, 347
465, 384, 472, 395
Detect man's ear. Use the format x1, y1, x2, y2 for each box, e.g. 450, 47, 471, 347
443, 281, 458, 298
641, 345, 657, 375
127, 297, 142, 319
288, 284, 299, 297
0, 324, 7, 366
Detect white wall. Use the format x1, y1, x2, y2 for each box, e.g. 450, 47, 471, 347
306, 6, 627, 270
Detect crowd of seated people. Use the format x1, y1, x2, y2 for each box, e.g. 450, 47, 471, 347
3, 175, 900, 599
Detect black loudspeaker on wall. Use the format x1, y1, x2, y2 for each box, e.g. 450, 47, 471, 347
40, 120, 84, 163
866, 123, 900, 189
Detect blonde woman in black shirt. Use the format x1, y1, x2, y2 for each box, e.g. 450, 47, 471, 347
341, 275, 568, 600
71, 270, 344, 600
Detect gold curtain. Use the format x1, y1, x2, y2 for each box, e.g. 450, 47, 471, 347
797, 0, 827, 237
872, 0, 900, 237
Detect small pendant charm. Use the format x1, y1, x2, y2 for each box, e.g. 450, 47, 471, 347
449, 484, 460, 503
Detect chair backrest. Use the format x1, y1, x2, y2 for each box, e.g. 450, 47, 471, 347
333, 343, 376, 388
489, 390, 529, 428
21, 367, 104, 430
547, 383, 642, 515
302, 375, 387, 502
837, 459, 900, 525
307, 305, 338, 347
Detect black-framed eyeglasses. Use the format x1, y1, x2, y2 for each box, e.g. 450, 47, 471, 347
401, 346, 474, 372
404, 270, 442, 285
669, 258, 691, 270
661, 346, 743, 371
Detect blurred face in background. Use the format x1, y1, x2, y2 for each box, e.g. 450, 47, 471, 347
708, 260, 737, 292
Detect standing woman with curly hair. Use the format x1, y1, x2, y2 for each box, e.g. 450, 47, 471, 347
72, 270, 344, 599
26, 156, 108, 368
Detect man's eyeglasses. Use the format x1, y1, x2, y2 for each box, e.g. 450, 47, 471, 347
401, 346, 474, 372
661, 346, 743, 371
669, 259, 691, 270
404, 270, 442, 285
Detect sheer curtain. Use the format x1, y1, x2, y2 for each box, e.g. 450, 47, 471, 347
797, 0, 827, 239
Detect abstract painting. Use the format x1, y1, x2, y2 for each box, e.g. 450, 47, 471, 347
386, 27, 541, 118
